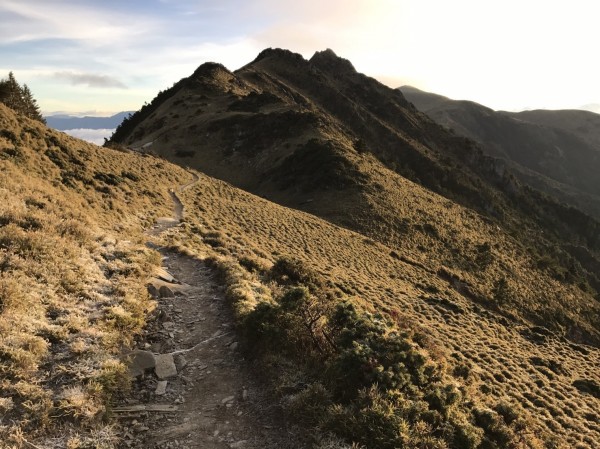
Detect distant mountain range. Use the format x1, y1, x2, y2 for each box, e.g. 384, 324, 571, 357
45, 111, 133, 130
400, 85, 600, 219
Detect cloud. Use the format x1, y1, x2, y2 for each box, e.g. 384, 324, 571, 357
0, 0, 159, 45
61, 128, 114, 146
52, 72, 127, 89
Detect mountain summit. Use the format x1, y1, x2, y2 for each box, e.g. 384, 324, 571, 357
108, 47, 600, 339
105, 48, 600, 447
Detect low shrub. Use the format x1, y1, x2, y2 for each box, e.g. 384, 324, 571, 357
230, 257, 538, 447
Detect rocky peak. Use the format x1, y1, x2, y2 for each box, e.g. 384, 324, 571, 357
309, 48, 356, 74
251, 48, 306, 65
191, 62, 233, 81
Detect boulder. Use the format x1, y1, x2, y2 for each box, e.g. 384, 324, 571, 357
155, 353, 177, 379
159, 285, 175, 298
127, 350, 156, 378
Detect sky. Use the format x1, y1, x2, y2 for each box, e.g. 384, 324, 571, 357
1, 0, 599, 116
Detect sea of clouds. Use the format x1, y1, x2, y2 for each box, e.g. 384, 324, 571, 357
61, 128, 115, 146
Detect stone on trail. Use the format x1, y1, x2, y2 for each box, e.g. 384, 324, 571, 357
156, 267, 178, 283
147, 284, 159, 298
221, 395, 235, 404
159, 285, 175, 298
174, 354, 188, 371
155, 380, 168, 396
155, 353, 178, 379
127, 350, 156, 378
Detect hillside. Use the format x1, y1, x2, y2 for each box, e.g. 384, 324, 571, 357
108, 48, 600, 345
0, 103, 191, 446
103, 48, 600, 447
2, 48, 599, 448
400, 85, 600, 219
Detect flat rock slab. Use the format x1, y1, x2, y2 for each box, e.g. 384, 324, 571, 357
155, 267, 178, 284
155, 380, 168, 396
155, 354, 178, 379
128, 350, 156, 378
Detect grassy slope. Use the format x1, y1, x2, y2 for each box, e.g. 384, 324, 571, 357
0, 104, 191, 448
2, 97, 599, 448
108, 50, 600, 346
156, 174, 600, 448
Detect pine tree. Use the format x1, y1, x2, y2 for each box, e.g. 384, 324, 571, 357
0, 72, 45, 124
20, 84, 45, 123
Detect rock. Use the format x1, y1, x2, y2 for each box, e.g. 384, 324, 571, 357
229, 341, 239, 351
221, 395, 235, 404
159, 286, 175, 298
242, 389, 248, 401
156, 267, 178, 283
155, 354, 178, 379
162, 321, 175, 330
174, 354, 188, 371
127, 350, 156, 378
155, 380, 168, 395
147, 284, 159, 298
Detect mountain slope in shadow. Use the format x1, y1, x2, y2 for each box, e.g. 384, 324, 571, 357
400, 85, 600, 219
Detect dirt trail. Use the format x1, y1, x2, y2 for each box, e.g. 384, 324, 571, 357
148, 171, 200, 236
118, 173, 297, 449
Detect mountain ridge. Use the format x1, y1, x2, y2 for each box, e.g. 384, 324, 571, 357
400, 85, 600, 220
107, 48, 600, 345
45, 111, 134, 131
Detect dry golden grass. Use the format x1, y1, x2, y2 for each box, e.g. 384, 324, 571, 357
0, 104, 191, 447
2, 94, 599, 448
156, 173, 600, 448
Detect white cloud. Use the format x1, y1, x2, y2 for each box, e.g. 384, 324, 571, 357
61, 128, 114, 146
52, 71, 127, 89
0, 0, 158, 45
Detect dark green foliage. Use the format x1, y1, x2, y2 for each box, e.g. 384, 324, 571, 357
238, 256, 264, 273
492, 277, 511, 306
0, 129, 18, 144
94, 172, 123, 186
227, 91, 280, 112
273, 139, 369, 192
121, 171, 140, 182
0, 72, 45, 123
475, 242, 493, 270
208, 111, 317, 158
270, 256, 325, 292
240, 257, 542, 448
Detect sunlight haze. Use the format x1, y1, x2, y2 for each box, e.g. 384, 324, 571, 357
1, 0, 598, 114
